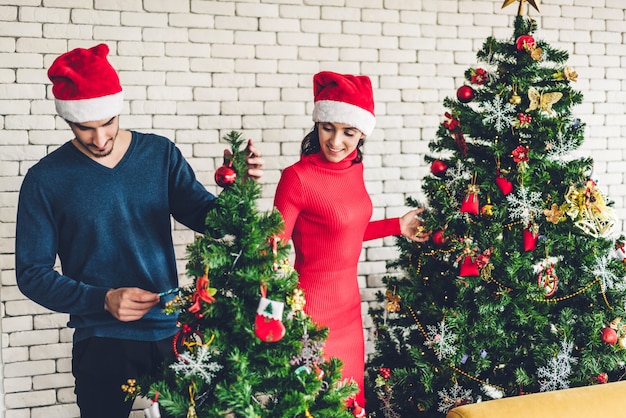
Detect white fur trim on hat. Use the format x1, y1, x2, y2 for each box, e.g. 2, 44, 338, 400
313, 100, 376, 136
55, 90, 124, 123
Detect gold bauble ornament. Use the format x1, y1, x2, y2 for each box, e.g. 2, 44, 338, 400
510, 94, 522, 105
481, 196, 494, 217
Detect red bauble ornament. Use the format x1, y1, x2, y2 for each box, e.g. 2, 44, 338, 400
460, 192, 479, 215
431, 160, 448, 177
594, 372, 609, 384
601, 327, 618, 345
516, 35, 535, 51
456, 85, 475, 103
432, 229, 448, 247
215, 161, 237, 187
495, 172, 514, 195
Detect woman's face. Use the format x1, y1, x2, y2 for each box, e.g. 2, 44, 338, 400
318, 122, 364, 163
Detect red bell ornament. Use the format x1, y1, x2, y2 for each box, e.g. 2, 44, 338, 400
459, 256, 480, 277
460, 194, 479, 214
431, 160, 448, 177
456, 85, 475, 103
215, 161, 237, 187
460, 183, 480, 215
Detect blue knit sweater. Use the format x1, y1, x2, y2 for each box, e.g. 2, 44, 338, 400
15, 132, 215, 343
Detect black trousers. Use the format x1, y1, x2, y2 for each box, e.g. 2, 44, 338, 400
72, 336, 174, 418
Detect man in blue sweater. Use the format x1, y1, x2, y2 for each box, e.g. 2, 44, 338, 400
15, 43, 263, 417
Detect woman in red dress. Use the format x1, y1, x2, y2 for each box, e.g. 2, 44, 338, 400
274, 71, 430, 415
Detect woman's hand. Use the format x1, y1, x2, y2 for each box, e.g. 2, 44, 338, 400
400, 208, 431, 243
222, 139, 264, 180
245, 139, 264, 180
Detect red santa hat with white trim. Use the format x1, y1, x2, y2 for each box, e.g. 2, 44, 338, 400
47, 43, 124, 123
312, 71, 375, 136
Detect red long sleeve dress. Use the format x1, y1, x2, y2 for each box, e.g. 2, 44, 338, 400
274, 149, 401, 407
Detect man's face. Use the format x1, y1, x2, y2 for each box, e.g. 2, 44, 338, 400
68, 116, 120, 158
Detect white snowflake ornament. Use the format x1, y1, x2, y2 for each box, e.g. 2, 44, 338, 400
424, 321, 458, 360
537, 339, 577, 392
170, 345, 223, 384
437, 383, 473, 414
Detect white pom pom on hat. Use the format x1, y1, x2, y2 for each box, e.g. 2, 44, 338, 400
312, 71, 376, 136
47, 43, 123, 123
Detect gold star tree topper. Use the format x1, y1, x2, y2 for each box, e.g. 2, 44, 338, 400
502, 0, 540, 16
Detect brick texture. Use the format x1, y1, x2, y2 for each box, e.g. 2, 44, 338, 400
1, 0, 625, 415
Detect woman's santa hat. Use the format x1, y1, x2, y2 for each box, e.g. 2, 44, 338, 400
47, 43, 123, 123
312, 71, 375, 136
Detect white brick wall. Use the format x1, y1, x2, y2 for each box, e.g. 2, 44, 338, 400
1, 0, 625, 415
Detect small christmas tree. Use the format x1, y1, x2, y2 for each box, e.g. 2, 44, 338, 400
366, 9, 626, 418
139, 132, 356, 417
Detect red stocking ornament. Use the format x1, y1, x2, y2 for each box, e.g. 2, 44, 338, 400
255, 284, 286, 343
523, 224, 538, 252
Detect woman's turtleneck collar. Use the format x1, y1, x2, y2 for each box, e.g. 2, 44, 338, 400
305, 149, 360, 170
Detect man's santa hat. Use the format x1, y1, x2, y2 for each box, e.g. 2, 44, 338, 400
312, 71, 375, 136
47, 43, 123, 123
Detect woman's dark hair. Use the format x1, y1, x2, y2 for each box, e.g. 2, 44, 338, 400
301, 123, 365, 163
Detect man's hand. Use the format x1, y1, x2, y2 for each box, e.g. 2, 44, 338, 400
104, 287, 160, 322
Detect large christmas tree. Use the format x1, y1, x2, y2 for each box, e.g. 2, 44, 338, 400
366, 4, 626, 418
133, 132, 357, 418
